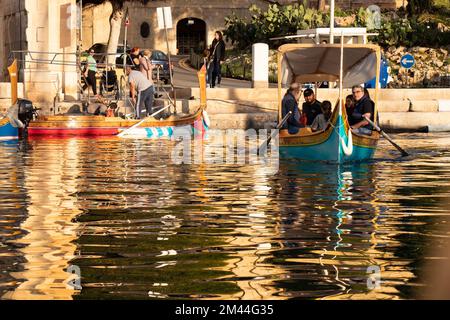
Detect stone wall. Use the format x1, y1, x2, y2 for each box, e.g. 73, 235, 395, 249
385, 46, 450, 88
0, 0, 80, 102
335, 0, 405, 9
82, 0, 268, 55
0, 0, 27, 82
81, 0, 407, 57
276, 0, 405, 9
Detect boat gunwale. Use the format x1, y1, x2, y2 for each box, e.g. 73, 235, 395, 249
0, 117, 11, 126
280, 103, 379, 149
29, 107, 204, 129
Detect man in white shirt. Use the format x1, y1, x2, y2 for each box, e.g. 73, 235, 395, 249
126, 66, 155, 119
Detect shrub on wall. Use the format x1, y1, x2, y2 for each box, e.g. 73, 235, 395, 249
224, 3, 449, 50
224, 3, 330, 51
373, 15, 449, 48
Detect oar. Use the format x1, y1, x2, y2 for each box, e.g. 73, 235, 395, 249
118, 103, 172, 137
257, 111, 292, 155
363, 116, 409, 157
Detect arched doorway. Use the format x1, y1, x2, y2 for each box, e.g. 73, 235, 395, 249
177, 18, 206, 55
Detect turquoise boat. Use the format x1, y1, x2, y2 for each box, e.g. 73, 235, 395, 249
0, 116, 19, 141
277, 43, 382, 163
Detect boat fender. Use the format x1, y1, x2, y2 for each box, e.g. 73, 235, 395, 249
202, 110, 211, 128
341, 129, 353, 156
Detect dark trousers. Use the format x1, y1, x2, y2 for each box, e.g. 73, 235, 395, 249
210, 60, 221, 88
82, 70, 97, 95
206, 62, 213, 86
136, 85, 155, 119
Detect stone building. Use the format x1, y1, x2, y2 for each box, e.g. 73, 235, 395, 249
0, 0, 78, 103
0, 0, 405, 103
82, 0, 406, 56
81, 0, 274, 56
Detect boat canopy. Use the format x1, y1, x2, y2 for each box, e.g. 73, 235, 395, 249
278, 44, 380, 88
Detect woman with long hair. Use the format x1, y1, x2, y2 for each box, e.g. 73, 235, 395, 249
82, 48, 100, 100
208, 31, 226, 88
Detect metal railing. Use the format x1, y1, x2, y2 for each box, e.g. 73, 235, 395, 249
7, 50, 172, 114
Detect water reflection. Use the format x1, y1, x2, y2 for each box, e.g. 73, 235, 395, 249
0, 133, 449, 300
2, 140, 82, 299
0, 141, 28, 297
270, 162, 416, 300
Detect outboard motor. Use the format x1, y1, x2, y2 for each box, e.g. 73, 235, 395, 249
17, 99, 36, 128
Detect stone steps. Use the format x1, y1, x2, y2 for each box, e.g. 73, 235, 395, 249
162, 98, 447, 113
3, 97, 447, 117
209, 112, 277, 130
185, 88, 450, 102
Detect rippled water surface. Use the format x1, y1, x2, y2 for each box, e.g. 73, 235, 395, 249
1, 133, 449, 300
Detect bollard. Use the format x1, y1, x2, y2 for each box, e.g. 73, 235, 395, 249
252, 43, 269, 88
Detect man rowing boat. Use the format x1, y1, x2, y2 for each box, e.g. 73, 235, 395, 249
281, 83, 304, 134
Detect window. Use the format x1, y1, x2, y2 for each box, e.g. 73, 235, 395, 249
140, 22, 150, 38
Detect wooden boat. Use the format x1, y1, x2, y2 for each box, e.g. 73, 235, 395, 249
25, 64, 210, 139
0, 116, 19, 141
26, 107, 209, 138
277, 42, 382, 163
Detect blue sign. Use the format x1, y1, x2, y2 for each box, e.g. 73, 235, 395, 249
365, 56, 390, 88
400, 53, 415, 69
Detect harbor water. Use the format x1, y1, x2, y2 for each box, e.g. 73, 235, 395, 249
0, 133, 449, 300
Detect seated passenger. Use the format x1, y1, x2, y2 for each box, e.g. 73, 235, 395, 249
349, 85, 375, 136
302, 88, 322, 126
311, 101, 332, 132
282, 83, 304, 135
345, 94, 355, 117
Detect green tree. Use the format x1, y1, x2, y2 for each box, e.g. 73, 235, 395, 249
224, 3, 329, 51
407, 0, 433, 15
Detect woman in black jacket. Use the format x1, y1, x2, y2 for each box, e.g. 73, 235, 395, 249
208, 31, 225, 88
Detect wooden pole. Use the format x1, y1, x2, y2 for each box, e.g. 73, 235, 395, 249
198, 64, 207, 109
277, 52, 283, 123
123, 11, 129, 110
258, 111, 292, 156
374, 47, 381, 125
123, 23, 128, 71
315, 82, 318, 100
364, 116, 409, 157
339, 32, 344, 117
338, 32, 344, 163
163, 8, 176, 115
7, 59, 18, 105
330, 0, 335, 44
